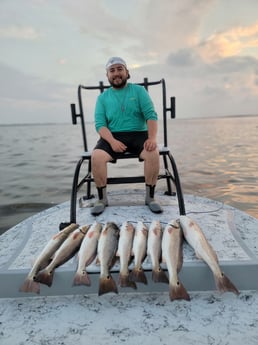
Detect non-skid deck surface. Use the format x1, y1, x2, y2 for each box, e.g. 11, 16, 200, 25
1, 192, 258, 298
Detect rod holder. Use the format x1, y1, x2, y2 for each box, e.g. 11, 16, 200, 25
168, 97, 176, 118
71, 103, 80, 124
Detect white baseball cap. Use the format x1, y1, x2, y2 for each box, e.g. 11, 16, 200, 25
106, 57, 127, 70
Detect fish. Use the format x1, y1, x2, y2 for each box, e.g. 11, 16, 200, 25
19, 223, 79, 294
162, 220, 190, 301
147, 220, 168, 284
116, 221, 136, 289
73, 222, 102, 286
129, 221, 148, 285
35, 225, 89, 287
97, 222, 120, 296
179, 215, 239, 295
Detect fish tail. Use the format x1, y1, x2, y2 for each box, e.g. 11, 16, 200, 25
152, 267, 169, 284
129, 267, 148, 285
169, 280, 190, 301
118, 273, 137, 289
19, 278, 40, 294
73, 270, 91, 286
215, 272, 240, 295
35, 269, 54, 287
98, 274, 118, 296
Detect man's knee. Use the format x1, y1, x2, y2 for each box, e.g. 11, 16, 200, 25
140, 148, 159, 162
92, 149, 111, 165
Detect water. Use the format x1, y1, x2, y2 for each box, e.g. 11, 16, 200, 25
0, 116, 258, 234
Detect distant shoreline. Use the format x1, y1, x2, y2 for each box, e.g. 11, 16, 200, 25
0, 113, 258, 126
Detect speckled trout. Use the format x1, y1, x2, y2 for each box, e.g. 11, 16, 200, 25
162, 220, 190, 301
117, 221, 136, 289
97, 222, 119, 296
35, 225, 89, 287
147, 220, 168, 284
179, 215, 239, 295
73, 222, 102, 286
19, 223, 79, 294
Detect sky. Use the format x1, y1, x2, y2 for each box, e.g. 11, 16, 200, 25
1, 0, 258, 124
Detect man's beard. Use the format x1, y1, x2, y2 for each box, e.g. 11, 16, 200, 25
109, 76, 127, 89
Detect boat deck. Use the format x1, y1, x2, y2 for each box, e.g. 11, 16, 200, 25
1, 191, 258, 298
1, 191, 258, 345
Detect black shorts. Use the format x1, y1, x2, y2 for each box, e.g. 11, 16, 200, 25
94, 131, 148, 160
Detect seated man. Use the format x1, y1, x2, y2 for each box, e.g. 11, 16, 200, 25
91, 57, 163, 216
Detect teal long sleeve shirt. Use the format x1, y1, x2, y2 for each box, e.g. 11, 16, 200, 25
94, 83, 158, 133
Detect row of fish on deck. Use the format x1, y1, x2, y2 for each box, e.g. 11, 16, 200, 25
20, 215, 239, 301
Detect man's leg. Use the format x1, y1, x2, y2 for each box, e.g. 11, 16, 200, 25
140, 148, 163, 213
91, 149, 112, 215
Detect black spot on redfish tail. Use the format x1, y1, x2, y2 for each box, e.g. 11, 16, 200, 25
169, 281, 191, 302
98, 275, 118, 296
215, 272, 240, 295
34, 269, 54, 287
152, 267, 169, 284
73, 271, 91, 287
129, 267, 148, 285
118, 273, 137, 289
19, 278, 40, 294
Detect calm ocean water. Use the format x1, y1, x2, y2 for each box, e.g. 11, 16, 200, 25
0, 116, 258, 234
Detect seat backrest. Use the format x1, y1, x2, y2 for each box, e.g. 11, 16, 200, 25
71, 78, 176, 152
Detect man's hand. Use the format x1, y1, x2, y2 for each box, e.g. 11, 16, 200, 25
110, 139, 127, 153
144, 138, 157, 152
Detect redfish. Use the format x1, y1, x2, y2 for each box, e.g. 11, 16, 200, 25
162, 220, 190, 301
35, 225, 89, 287
129, 221, 148, 285
97, 222, 119, 296
19, 223, 79, 294
117, 221, 136, 289
147, 220, 168, 284
73, 222, 102, 286
179, 215, 239, 295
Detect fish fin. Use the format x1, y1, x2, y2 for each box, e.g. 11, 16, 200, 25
169, 280, 190, 301
118, 274, 137, 289
98, 274, 118, 296
35, 269, 54, 287
152, 267, 169, 284
19, 278, 40, 294
73, 270, 91, 286
215, 272, 240, 295
129, 267, 148, 285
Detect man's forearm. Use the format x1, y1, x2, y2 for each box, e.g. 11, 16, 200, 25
98, 127, 114, 144
147, 120, 158, 140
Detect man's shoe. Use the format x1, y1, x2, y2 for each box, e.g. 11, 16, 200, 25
145, 199, 163, 213
91, 200, 107, 216
145, 184, 163, 213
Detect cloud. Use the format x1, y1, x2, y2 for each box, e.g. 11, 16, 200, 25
60, 0, 215, 65
0, 25, 42, 40
0, 62, 75, 124
1, 0, 258, 122
163, 45, 258, 118
197, 21, 258, 63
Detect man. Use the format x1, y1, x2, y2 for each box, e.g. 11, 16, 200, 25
91, 57, 163, 216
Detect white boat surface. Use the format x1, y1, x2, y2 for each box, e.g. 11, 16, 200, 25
1, 190, 258, 345
1, 189, 258, 298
